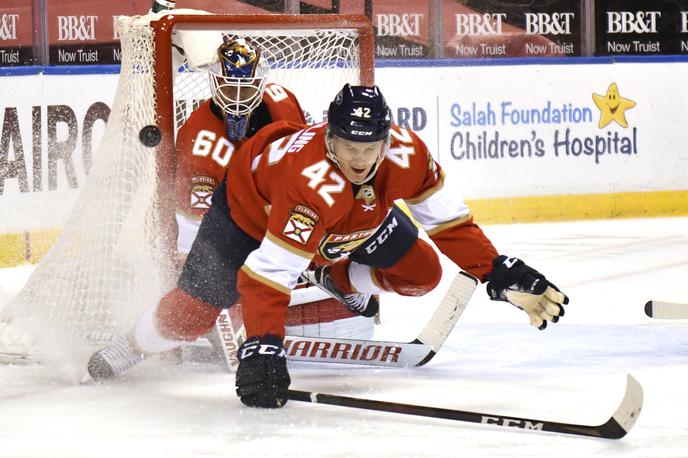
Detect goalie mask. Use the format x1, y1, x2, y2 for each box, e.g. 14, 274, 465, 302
326, 84, 392, 185
208, 38, 269, 141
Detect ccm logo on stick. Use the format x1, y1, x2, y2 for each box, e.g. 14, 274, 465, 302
481, 416, 545, 431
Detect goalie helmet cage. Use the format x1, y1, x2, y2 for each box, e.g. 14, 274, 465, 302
0, 12, 374, 364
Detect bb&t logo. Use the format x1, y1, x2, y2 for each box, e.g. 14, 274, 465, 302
57, 16, 99, 41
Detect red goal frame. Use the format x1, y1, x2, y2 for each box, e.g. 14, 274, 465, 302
148, 13, 375, 253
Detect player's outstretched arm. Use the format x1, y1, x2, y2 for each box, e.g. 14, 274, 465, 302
486, 255, 569, 330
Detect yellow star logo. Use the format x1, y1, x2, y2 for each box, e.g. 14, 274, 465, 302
592, 83, 636, 128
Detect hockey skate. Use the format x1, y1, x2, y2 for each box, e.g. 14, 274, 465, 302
308, 266, 379, 318
86, 335, 145, 381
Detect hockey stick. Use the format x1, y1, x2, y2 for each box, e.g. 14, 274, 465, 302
283, 271, 477, 367
214, 271, 477, 370
288, 373, 643, 439
644, 300, 688, 319
0, 351, 33, 364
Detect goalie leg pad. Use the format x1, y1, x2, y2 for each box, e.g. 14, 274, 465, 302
178, 181, 260, 308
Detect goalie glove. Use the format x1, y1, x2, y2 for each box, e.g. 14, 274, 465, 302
235, 334, 291, 408
486, 255, 569, 330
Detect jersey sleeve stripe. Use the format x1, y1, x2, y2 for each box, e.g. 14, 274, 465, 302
404, 170, 446, 205
265, 231, 314, 259
425, 213, 473, 236
405, 174, 471, 232
243, 231, 313, 291
240, 265, 291, 295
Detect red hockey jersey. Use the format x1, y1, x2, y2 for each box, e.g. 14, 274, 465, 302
174, 83, 306, 221
227, 122, 498, 339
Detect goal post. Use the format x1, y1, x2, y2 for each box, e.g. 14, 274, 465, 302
0, 11, 374, 365
151, 12, 375, 265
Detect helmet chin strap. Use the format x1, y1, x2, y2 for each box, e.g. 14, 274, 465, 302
225, 114, 248, 141
325, 136, 390, 185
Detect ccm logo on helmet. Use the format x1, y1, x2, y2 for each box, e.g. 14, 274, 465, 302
350, 130, 374, 136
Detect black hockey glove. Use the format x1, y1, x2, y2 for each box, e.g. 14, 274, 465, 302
235, 334, 291, 408
486, 255, 569, 330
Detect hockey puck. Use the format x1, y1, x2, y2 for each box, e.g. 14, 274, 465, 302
139, 125, 162, 147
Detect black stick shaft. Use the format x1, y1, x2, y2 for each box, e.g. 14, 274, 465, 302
288, 390, 626, 439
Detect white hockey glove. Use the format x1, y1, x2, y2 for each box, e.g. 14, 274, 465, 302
486, 255, 568, 330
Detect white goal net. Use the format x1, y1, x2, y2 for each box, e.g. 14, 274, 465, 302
0, 11, 371, 367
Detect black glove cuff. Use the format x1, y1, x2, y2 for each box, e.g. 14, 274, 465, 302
486, 255, 524, 300
238, 334, 286, 361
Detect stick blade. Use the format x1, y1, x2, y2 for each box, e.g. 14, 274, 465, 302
415, 271, 478, 354
289, 374, 644, 440
644, 301, 688, 319
598, 373, 643, 439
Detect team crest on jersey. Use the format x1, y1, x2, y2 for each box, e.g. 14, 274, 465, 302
282, 206, 318, 245
190, 176, 216, 210
318, 228, 377, 262
355, 185, 376, 206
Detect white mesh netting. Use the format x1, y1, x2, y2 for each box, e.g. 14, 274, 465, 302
0, 13, 363, 367
173, 28, 362, 127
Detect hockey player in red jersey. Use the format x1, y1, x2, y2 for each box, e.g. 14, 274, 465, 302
174, 37, 305, 254
88, 84, 568, 409
175, 38, 370, 340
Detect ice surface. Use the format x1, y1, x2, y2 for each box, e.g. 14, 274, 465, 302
0, 217, 687, 457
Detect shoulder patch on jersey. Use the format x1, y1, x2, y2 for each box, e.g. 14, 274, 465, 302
293, 204, 319, 222
282, 206, 318, 245
190, 176, 217, 210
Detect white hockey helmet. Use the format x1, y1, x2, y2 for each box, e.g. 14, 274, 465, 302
207, 38, 269, 117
